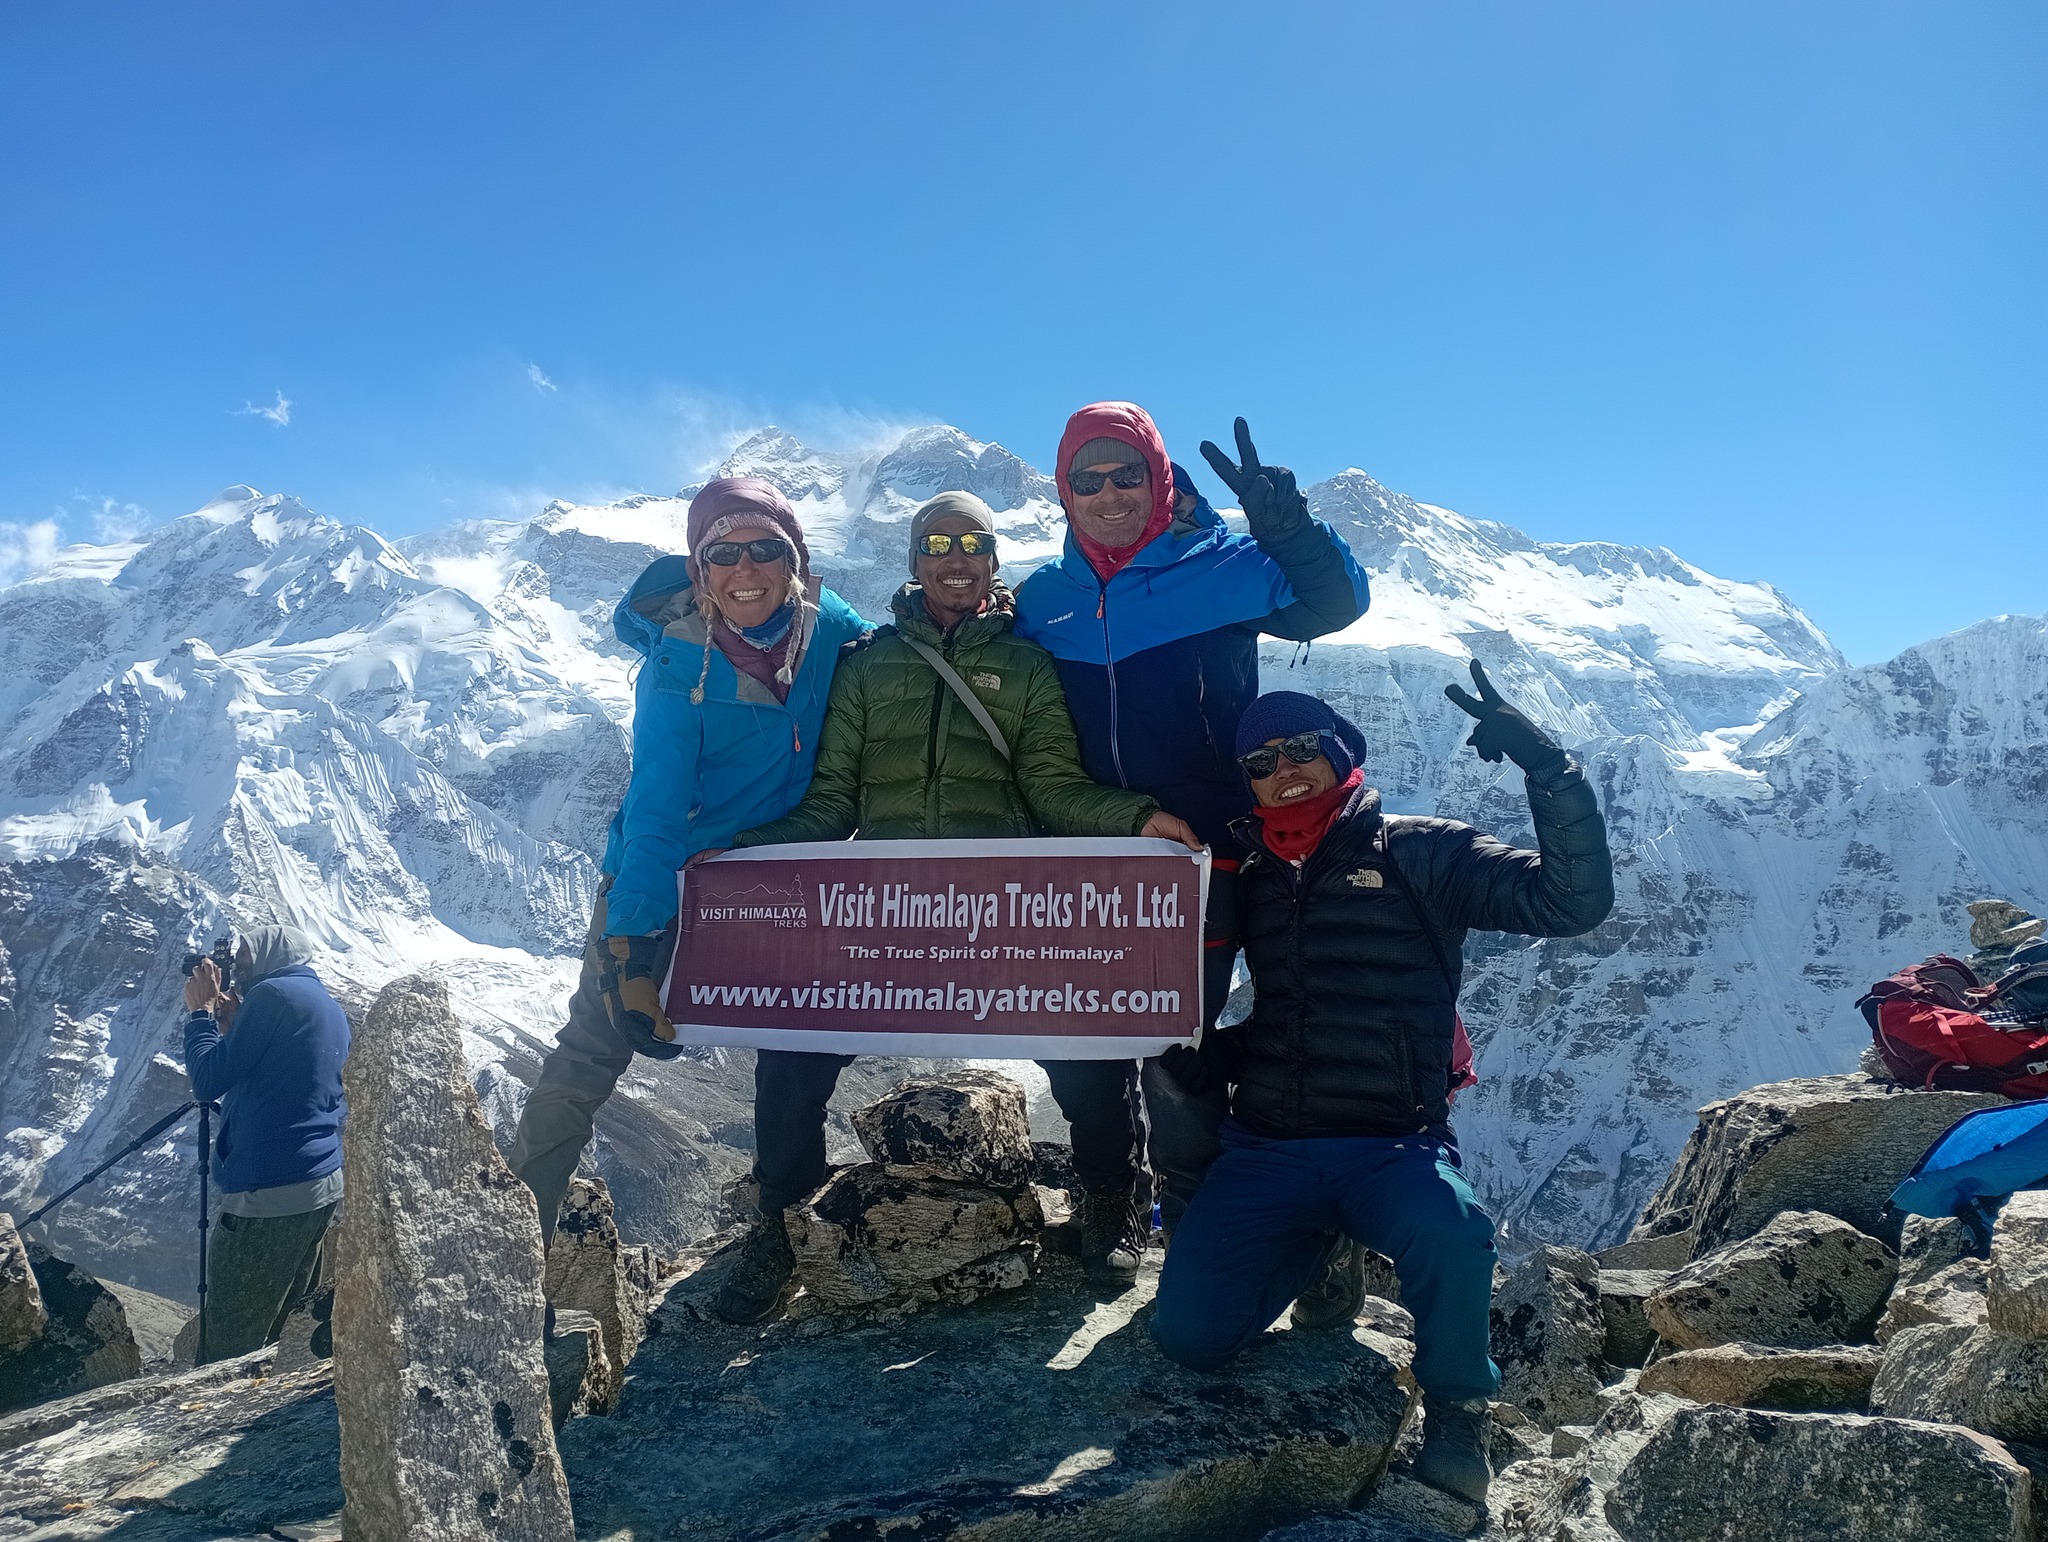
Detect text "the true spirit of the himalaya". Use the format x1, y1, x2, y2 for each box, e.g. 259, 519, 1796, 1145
814, 878, 1188, 943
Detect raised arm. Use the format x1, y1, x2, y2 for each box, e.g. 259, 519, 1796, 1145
1200, 416, 1370, 642
1426, 661, 1614, 937
184, 980, 280, 1103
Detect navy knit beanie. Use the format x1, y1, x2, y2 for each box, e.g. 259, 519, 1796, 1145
1234, 691, 1367, 780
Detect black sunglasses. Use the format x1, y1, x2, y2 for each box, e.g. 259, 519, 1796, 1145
916, 531, 998, 558
1068, 464, 1149, 496
1238, 730, 1328, 780
700, 537, 794, 567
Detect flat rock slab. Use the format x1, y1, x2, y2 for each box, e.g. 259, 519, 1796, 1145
1870, 1323, 2048, 1444
1636, 1342, 1880, 1412
562, 1251, 1413, 1541
1990, 1191, 2048, 1341
0, 1355, 341, 1541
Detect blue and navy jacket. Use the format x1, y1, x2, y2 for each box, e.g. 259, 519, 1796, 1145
1014, 494, 1368, 858
601, 556, 869, 937
184, 963, 350, 1195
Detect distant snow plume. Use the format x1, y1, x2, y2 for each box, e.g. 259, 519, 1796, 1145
526, 363, 558, 394
235, 390, 292, 426
80, 496, 149, 543
0, 518, 60, 586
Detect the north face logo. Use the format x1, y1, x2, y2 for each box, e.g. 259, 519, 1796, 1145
972, 672, 1001, 691
1347, 869, 1385, 888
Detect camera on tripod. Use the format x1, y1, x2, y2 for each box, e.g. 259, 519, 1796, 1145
182, 934, 237, 992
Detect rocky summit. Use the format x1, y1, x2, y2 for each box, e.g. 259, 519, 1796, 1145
12, 1029, 2048, 1542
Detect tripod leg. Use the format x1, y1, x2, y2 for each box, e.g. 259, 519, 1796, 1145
197, 1102, 211, 1365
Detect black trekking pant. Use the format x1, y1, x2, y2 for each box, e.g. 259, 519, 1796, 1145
753, 1049, 1144, 1214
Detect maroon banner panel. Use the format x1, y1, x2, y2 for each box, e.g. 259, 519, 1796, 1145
664, 838, 1210, 1059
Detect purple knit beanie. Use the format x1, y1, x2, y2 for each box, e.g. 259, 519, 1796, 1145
1233, 691, 1368, 780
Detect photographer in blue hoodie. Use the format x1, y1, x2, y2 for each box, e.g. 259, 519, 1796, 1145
183, 924, 350, 1362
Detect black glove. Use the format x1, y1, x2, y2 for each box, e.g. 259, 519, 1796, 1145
1200, 417, 1308, 539
1444, 660, 1566, 773
601, 933, 686, 1060
1160, 1030, 1236, 1098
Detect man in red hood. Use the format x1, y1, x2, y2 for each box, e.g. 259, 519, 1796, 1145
1014, 405, 1371, 1267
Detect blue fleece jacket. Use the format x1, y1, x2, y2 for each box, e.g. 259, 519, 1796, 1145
1015, 493, 1369, 854
184, 963, 350, 1195
600, 556, 870, 937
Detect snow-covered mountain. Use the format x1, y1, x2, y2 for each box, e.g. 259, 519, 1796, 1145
1, 424, 2040, 1292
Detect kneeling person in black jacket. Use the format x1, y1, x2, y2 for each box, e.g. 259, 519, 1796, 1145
1149, 669, 1614, 1504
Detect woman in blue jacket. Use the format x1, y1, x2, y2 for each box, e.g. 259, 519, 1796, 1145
510, 477, 867, 1259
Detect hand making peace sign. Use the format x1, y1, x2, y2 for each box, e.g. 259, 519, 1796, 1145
1199, 417, 1309, 537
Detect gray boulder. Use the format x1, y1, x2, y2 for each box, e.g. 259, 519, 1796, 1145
1870, 1323, 2048, 1444
851, 1070, 1034, 1189
332, 975, 572, 1541
1898, 1212, 1976, 1289
1603, 1406, 2034, 1542
563, 1251, 1414, 1541
1643, 1210, 1897, 1350
786, 1162, 1042, 1312
103, 1279, 195, 1369
1636, 1342, 1880, 1411
542, 1176, 654, 1412
1509, 1389, 1693, 1541
0, 1215, 46, 1351
1990, 1190, 2048, 1341
0, 1241, 142, 1416
1598, 1268, 1668, 1370
1879, 1256, 1990, 1344
1596, 1231, 1692, 1271
1627, 1074, 2002, 1257
1490, 1244, 1607, 1429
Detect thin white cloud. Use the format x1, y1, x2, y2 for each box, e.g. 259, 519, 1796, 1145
0, 519, 60, 588
74, 495, 150, 543
234, 390, 292, 427
527, 363, 558, 394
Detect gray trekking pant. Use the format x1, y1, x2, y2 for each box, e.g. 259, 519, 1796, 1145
510, 882, 633, 1245
201, 1203, 335, 1363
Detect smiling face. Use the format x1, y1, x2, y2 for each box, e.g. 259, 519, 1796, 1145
702, 523, 793, 630
1251, 737, 1339, 808
1065, 459, 1154, 549
913, 513, 996, 633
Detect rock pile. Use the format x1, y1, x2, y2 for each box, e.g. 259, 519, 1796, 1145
1468, 1071, 2048, 1541
785, 1070, 1045, 1314
542, 1176, 656, 1412
0, 1215, 142, 1417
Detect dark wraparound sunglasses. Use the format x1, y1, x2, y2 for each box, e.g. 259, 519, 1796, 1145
916, 531, 998, 558
1237, 730, 1329, 780
700, 537, 794, 567
1068, 464, 1149, 496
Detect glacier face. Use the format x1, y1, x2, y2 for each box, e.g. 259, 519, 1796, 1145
0, 425, 2040, 1291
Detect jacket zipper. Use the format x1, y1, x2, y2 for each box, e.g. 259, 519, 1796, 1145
1097, 579, 1129, 787
924, 638, 948, 830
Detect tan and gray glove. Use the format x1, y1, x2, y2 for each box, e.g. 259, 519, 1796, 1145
601, 932, 686, 1060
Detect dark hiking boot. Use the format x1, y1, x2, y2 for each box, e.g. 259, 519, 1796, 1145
1077, 1185, 1146, 1279
1290, 1234, 1367, 1330
1411, 1394, 1492, 1504
712, 1212, 795, 1324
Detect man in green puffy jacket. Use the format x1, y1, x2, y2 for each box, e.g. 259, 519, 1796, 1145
707, 491, 1202, 1321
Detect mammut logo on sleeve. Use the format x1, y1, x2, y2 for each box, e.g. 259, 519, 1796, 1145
1047, 611, 1075, 625
972, 672, 1001, 691
1346, 869, 1385, 888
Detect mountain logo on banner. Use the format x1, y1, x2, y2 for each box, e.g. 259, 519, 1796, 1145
694, 878, 811, 928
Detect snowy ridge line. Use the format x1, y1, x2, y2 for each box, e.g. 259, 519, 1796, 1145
0, 422, 2041, 1291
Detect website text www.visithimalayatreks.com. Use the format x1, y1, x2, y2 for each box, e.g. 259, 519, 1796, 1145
683, 980, 1182, 1020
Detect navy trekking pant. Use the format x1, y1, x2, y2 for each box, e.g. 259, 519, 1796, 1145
1150, 1121, 1502, 1403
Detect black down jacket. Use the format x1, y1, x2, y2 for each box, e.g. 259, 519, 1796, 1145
1226, 758, 1614, 1140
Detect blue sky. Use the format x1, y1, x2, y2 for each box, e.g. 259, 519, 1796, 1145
1, 3, 2040, 664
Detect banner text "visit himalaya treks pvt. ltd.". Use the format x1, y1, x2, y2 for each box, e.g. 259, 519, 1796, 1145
664, 838, 1209, 1059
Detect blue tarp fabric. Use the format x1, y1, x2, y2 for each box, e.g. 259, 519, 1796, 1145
1890, 1098, 2048, 1218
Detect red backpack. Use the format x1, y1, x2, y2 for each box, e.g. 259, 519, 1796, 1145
1858, 955, 2048, 1098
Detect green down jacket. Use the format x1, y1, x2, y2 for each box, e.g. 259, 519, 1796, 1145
738, 583, 1157, 844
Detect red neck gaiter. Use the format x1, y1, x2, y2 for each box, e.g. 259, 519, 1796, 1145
1073, 504, 1173, 584
1251, 769, 1364, 863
